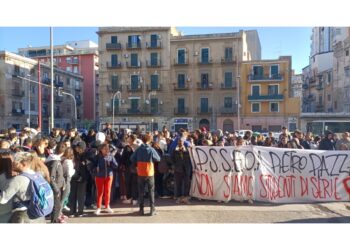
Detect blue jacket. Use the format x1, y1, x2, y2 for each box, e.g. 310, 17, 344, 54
168, 137, 191, 156
94, 154, 118, 178
130, 144, 161, 176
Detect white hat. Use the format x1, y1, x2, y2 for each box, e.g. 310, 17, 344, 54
96, 132, 106, 143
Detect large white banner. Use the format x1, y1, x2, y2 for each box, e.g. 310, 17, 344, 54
189, 146, 350, 203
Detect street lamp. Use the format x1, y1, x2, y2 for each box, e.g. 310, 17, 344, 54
112, 91, 121, 131
60, 90, 77, 128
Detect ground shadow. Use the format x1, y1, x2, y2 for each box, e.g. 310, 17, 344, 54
278, 216, 350, 223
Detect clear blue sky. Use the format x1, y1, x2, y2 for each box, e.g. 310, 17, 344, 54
0, 27, 312, 73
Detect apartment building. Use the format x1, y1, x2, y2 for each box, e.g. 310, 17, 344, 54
98, 27, 261, 132
0, 51, 83, 131
18, 40, 98, 124
240, 56, 300, 132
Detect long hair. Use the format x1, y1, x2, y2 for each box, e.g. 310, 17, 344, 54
0, 152, 14, 179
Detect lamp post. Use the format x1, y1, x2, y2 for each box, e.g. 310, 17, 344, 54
112, 91, 121, 131
146, 91, 156, 131
60, 90, 77, 128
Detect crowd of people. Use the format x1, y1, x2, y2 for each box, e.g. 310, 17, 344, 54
1, 123, 350, 223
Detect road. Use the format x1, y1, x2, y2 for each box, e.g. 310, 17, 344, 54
66, 198, 350, 223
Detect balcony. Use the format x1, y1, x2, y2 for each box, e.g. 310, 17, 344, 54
126, 61, 142, 68
127, 108, 141, 115
248, 74, 283, 82
174, 107, 189, 115
42, 78, 51, 85
197, 107, 213, 115
221, 57, 235, 64
106, 85, 122, 92
316, 85, 324, 90
220, 106, 237, 115
67, 59, 79, 64
220, 83, 236, 89
12, 89, 25, 97
106, 62, 122, 69
315, 103, 324, 112
248, 94, 284, 101
127, 84, 142, 92
198, 58, 213, 65
147, 84, 162, 91
146, 41, 162, 49
106, 43, 122, 50
174, 83, 190, 91
126, 42, 142, 50
197, 82, 214, 90
146, 60, 162, 68
54, 80, 64, 87
174, 59, 189, 66
12, 109, 25, 116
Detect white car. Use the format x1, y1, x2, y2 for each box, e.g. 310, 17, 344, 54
235, 130, 253, 137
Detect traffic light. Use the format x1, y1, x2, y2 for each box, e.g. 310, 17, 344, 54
57, 87, 63, 96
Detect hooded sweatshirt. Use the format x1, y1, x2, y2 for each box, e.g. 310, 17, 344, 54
45, 154, 65, 193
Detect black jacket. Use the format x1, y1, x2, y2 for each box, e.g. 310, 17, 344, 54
46, 155, 65, 193
319, 138, 335, 150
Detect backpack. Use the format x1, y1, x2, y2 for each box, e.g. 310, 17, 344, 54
21, 172, 54, 219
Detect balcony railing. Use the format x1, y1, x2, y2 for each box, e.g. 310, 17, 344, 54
55, 96, 64, 102
107, 85, 122, 92
221, 57, 235, 64
146, 60, 162, 68
197, 82, 213, 90
12, 89, 25, 97
106, 43, 122, 50
54, 80, 64, 87
147, 84, 162, 91
316, 85, 324, 90
198, 58, 213, 65
146, 41, 162, 49
248, 94, 284, 101
106, 62, 122, 69
174, 59, 189, 66
127, 108, 141, 115
126, 61, 142, 68
315, 103, 324, 112
42, 78, 51, 85
127, 84, 142, 92
174, 83, 190, 90
174, 107, 189, 115
248, 74, 283, 82
67, 59, 79, 64
220, 106, 237, 115
12, 109, 25, 115
220, 83, 236, 89
126, 42, 142, 50
197, 107, 213, 114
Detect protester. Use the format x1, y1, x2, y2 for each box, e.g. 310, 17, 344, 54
335, 132, 350, 150
319, 130, 336, 150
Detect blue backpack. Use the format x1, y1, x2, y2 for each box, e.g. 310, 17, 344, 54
21, 172, 54, 219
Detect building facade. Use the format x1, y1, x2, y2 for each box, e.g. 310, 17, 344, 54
98, 27, 261, 132
18, 41, 99, 125
240, 56, 300, 132
301, 27, 350, 134
0, 51, 83, 132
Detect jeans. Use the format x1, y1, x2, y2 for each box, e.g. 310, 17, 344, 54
61, 177, 71, 208
127, 173, 139, 200
174, 171, 190, 198
69, 180, 87, 215
137, 176, 155, 209
51, 189, 62, 223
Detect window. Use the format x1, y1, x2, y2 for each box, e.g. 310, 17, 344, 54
151, 74, 158, 90
201, 48, 209, 63
252, 85, 260, 96
111, 36, 118, 44
111, 54, 118, 66
201, 73, 209, 88
150, 34, 158, 48
178, 98, 185, 113
150, 98, 158, 113
346, 50, 349, 56
253, 65, 263, 76
111, 98, 119, 111
327, 71, 332, 84
111, 75, 119, 90
150, 53, 158, 66
73, 66, 78, 74
128, 35, 141, 48
224, 72, 233, 87
178, 74, 185, 88
66, 78, 70, 86
66, 67, 72, 72
268, 85, 279, 95
200, 98, 209, 112
327, 94, 331, 102
345, 67, 350, 77
177, 49, 186, 64
66, 57, 71, 63
334, 101, 337, 110
252, 125, 262, 132
270, 64, 279, 77
270, 102, 279, 112
67, 107, 71, 113
130, 99, 139, 111
131, 53, 138, 67
225, 48, 233, 61
319, 95, 323, 104
30, 102, 35, 111
251, 103, 260, 113
224, 97, 233, 108
131, 75, 139, 90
